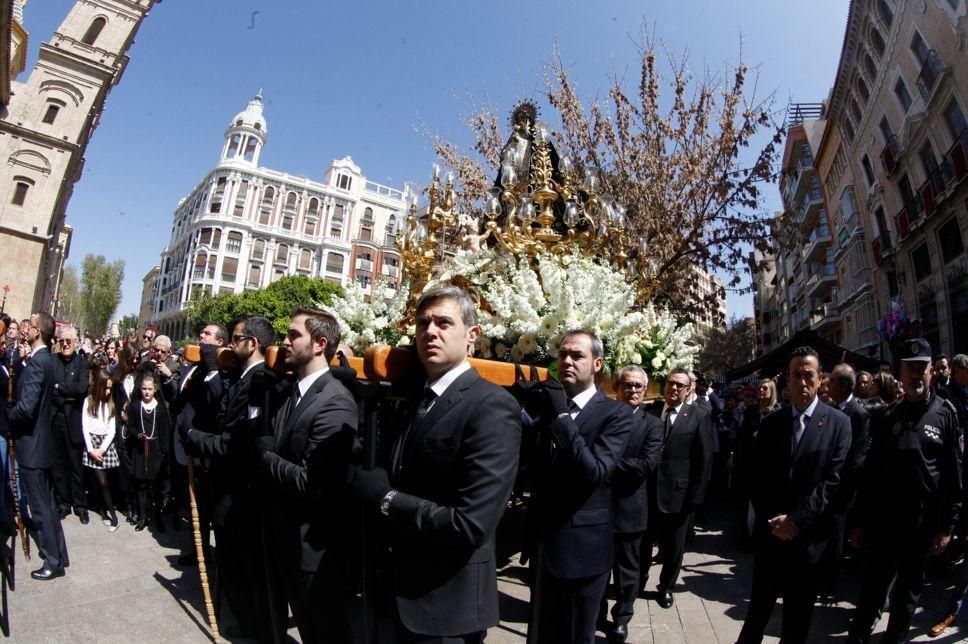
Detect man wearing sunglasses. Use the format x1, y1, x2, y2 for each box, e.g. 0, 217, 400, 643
50, 326, 90, 523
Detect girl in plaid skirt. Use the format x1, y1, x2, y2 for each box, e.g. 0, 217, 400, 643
82, 367, 121, 531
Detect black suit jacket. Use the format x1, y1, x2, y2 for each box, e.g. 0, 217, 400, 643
835, 397, 870, 512
611, 406, 663, 534
52, 352, 90, 445
540, 388, 632, 579
385, 366, 521, 637
187, 363, 260, 523
750, 401, 852, 564
261, 370, 357, 574
650, 403, 714, 515
9, 347, 57, 469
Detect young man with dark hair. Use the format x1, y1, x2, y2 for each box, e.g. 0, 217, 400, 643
183, 315, 275, 640
258, 306, 357, 643
737, 346, 852, 643
351, 286, 522, 643
9, 311, 70, 580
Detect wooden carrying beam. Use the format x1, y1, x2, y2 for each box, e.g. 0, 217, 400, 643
183, 343, 548, 387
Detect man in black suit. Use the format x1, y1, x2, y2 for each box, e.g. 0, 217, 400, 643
526, 329, 631, 644
258, 307, 357, 643
184, 316, 274, 641
736, 346, 851, 644
171, 323, 227, 565
602, 365, 663, 642
8, 311, 70, 580
818, 362, 870, 600
351, 286, 522, 643
50, 325, 90, 522
640, 368, 713, 609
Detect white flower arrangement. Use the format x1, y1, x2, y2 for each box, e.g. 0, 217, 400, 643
325, 247, 697, 378
323, 278, 411, 355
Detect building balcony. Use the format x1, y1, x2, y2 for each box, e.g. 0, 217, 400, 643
916, 50, 945, 101
797, 186, 823, 229
880, 134, 901, 175
810, 300, 841, 332
805, 264, 836, 299
802, 225, 831, 261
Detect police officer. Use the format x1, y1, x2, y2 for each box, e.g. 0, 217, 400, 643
847, 338, 964, 644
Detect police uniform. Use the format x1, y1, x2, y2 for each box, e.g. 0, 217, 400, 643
848, 339, 964, 643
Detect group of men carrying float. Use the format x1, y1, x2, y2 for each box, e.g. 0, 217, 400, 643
7, 284, 963, 644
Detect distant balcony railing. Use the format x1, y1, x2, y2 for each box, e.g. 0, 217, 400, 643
916, 50, 945, 100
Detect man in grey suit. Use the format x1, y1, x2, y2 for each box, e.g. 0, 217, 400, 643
640, 368, 713, 609
9, 311, 69, 580
351, 286, 522, 643
257, 306, 357, 643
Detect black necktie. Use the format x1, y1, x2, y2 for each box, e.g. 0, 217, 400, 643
393, 388, 437, 475
281, 387, 301, 427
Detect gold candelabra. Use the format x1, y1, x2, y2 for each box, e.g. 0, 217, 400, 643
397, 102, 662, 307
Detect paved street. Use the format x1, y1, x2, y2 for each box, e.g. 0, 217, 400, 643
3, 504, 965, 643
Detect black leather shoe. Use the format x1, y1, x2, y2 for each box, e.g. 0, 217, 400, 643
657, 590, 674, 609
31, 563, 65, 581
611, 623, 628, 642
78, 511, 90, 525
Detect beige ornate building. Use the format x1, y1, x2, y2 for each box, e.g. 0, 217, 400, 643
755, 0, 968, 362
2, 0, 29, 108
0, 0, 158, 319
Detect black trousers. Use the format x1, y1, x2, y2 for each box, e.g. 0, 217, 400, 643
51, 415, 86, 512
736, 546, 819, 644
640, 509, 692, 592
817, 510, 847, 593
19, 465, 69, 571
600, 532, 643, 627
848, 525, 932, 643
534, 564, 610, 644
212, 489, 272, 642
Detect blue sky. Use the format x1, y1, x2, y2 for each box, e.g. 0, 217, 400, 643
20, 0, 849, 321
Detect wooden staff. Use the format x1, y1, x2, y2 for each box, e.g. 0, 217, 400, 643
186, 458, 219, 642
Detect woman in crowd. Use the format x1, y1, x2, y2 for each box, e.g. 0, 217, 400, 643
855, 370, 874, 399
105, 339, 121, 374
82, 367, 121, 531
860, 370, 897, 419
112, 344, 140, 522
122, 372, 169, 532
734, 378, 780, 542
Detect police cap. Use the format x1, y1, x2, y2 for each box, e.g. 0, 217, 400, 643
899, 338, 932, 363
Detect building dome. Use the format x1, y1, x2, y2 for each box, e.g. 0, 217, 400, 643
229, 90, 267, 134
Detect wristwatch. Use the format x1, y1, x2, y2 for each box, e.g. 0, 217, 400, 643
380, 489, 398, 516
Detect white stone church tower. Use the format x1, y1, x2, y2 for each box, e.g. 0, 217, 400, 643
0, 0, 159, 318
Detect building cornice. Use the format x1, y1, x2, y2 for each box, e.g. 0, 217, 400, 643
827, 0, 863, 122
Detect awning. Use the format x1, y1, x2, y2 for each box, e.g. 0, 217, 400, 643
725, 329, 881, 381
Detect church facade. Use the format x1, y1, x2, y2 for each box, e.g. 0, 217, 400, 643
151, 93, 409, 338
0, 0, 158, 319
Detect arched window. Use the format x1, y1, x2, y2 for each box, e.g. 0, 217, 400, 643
260, 186, 274, 225
330, 204, 344, 238
234, 180, 248, 217
275, 244, 289, 265
850, 98, 863, 123
42, 101, 63, 124
10, 177, 33, 206
227, 134, 241, 157
299, 249, 312, 271
863, 51, 878, 81
285, 192, 298, 211
193, 253, 207, 279
325, 253, 344, 274
251, 238, 266, 260
226, 231, 242, 253
307, 197, 320, 217
869, 26, 886, 58
877, 0, 893, 28
856, 76, 870, 103
243, 137, 258, 161
262, 186, 275, 204
362, 207, 374, 222
247, 264, 262, 289
81, 17, 106, 46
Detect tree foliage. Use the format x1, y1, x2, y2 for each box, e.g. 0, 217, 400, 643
185, 276, 344, 338
697, 316, 756, 375
79, 255, 125, 336
428, 34, 783, 321
57, 265, 82, 325
117, 314, 139, 338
